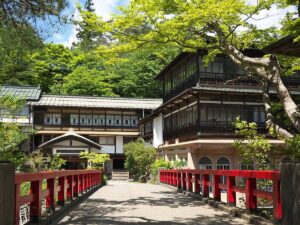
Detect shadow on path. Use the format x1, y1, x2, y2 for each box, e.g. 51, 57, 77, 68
53, 181, 248, 225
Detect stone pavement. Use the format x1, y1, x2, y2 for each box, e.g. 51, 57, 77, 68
53, 181, 249, 225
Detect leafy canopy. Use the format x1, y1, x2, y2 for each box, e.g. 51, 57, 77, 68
124, 138, 156, 180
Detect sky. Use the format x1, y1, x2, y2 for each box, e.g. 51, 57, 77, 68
45, 0, 295, 48
45, 0, 129, 47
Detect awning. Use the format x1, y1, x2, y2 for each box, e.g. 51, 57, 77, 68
38, 129, 102, 149
158, 139, 285, 150
36, 130, 139, 136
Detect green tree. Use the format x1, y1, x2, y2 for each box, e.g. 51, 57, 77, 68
29, 44, 73, 92
73, 2, 107, 51
124, 138, 156, 181
50, 154, 66, 170
96, 0, 300, 138
79, 152, 110, 170
233, 118, 272, 170
58, 66, 115, 96
112, 46, 178, 98
0, 96, 28, 167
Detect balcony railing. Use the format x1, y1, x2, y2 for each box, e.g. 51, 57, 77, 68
160, 169, 281, 220
15, 170, 102, 225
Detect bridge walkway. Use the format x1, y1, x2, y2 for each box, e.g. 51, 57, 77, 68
52, 181, 249, 225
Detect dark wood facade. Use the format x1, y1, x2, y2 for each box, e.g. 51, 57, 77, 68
141, 49, 300, 144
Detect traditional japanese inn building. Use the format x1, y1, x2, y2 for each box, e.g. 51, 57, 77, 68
140, 49, 300, 170
29, 95, 162, 171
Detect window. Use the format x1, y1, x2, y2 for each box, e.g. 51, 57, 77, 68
44, 113, 61, 125
53, 114, 61, 125
99, 136, 115, 145
70, 114, 79, 125
44, 113, 52, 125
80, 114, 93, 125
131, 116, 138, 126
123, 115, 131, 127
217, 157, 230, 170
198, 157, 213, 169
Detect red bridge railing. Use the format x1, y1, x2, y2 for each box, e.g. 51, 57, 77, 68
15, 170, 102, 225
160, 169, 281, 220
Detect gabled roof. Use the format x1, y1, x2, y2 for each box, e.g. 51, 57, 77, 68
29, 95, 162, 110
263, 36, 300, 57
0, 85, 41, 101
38, 129, 101, 149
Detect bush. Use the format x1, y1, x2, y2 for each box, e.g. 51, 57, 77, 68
150, 158, 172, 182
124, 138, 156, 181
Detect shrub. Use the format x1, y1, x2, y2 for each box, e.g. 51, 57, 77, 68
124, 138, 156, 181
150, 158, 172, 182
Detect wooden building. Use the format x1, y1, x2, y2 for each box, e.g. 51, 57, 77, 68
140, 49, 300, 170
29, 95, 162, 172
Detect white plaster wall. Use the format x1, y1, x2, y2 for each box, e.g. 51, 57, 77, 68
153, 114, 163, 148
72, 140, 88, 147
100, 145, 115, 154
116, 136, 123, 153
54, 140, 70, 146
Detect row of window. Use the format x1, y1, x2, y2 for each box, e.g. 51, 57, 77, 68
164, 56, 247, 94
164, 105, 197, 131
164, 104, 265, 131
44, 113, 138, 127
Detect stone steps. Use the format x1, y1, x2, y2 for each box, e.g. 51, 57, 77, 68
112, 170, 129, 181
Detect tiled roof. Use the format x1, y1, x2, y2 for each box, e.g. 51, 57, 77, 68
193, 86, 300, 95
0, 85, 41, 101
29, 95, 163, 110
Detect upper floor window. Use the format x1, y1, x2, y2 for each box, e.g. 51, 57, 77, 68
71, 114, 79, 125
44, 113, 61, 125
99, 136, 115, 145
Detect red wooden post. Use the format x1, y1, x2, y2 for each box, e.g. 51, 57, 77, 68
202, 174, 209, 197
227, 176, 236, 206
245, 177, 257, 214
46, 178, 55, 211
30, 180, 42, 222
66, 175, 73, 200
213, 175, 221, 201
81, 174, 84, 193
172, 172, 176, 186
58, 176, 66, 206
187, 171, 192, 192
73, 175, 79, 197
194, 174, 200, 193
14, 184, 21, 225
176, 171, 181, 188
272, 178, 282, 220
182, 172, 186, 190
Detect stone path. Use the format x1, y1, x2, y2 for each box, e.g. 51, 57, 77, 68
53, 181, 249, 225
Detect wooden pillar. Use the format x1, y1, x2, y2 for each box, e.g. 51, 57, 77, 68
227, 176, 236, 206
0, 162, 15, 225
30, 180, 42, 222
245, 177, 257, 214
202, 174, 209, 197
58, 176, 66, 206
46, 178, 55, 212
213, 175, 221, 201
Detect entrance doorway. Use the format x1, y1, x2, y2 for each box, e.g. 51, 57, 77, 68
113, 159, 125, 170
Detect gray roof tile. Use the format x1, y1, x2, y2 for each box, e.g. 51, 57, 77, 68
0, 85, 41, 101
30, 95, 163, 110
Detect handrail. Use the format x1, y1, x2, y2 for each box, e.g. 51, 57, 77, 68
15, 170, 102, 225
159, 169, 281, 220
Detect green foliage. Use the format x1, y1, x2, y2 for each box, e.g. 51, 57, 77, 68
286, 135, 300, 161
79, 152, 110, 170
150, 158, 172, 180
0, 95, 26, 116
233, 117, 272, 169
58, 66, 115, 96
29, 44, 73, 92
171, 159, 187, 169
124, 138, 156, 180
0, 96, 28, 167
29, 151, 45, 172
50, 154, 66, 170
